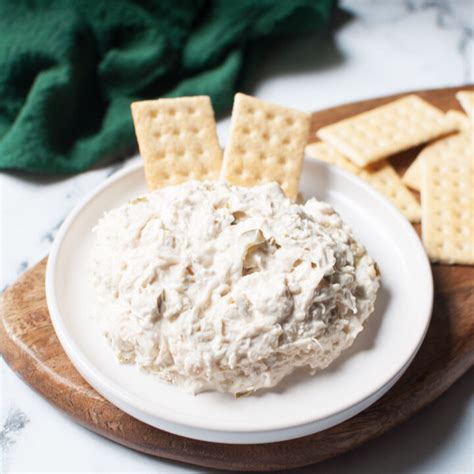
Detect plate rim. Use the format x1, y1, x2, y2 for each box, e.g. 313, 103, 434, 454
45, 158, 433, 440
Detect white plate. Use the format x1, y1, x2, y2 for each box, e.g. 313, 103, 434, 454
46, 158, 433, 444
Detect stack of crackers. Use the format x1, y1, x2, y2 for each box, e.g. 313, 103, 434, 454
307, 91, 474, 266
131, 93, 310, 200
130, 90, 473, 267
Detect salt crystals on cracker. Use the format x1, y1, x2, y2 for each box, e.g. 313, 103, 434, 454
421, 147, 474, 265
317, 95, 456, 167
221, 93, 310, 200
131, 96, 223, 189
306, 142, 421, 223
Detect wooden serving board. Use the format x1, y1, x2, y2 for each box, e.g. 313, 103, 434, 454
1, 86, 473, 472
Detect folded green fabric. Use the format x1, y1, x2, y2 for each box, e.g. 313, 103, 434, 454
0, 0, 334, 174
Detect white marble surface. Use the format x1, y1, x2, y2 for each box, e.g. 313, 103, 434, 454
1, 1, 473, 472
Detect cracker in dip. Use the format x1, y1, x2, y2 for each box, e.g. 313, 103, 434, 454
91, 180, 379, 395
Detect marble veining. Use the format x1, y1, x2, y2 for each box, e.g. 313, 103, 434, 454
0, 1, 472, 472
405, 0, 473, 82
0, 410, 29, 452
40, 217, 65, 244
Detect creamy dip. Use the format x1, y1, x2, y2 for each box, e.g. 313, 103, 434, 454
91, 180, 379, 395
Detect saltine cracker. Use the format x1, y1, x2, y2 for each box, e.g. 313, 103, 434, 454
403, 131, 472, 192
317, 95, 456, 167
421, 145, 474, 265
221, 93, 310, 200
306, 142, 421, 222
131, 96, 223, 189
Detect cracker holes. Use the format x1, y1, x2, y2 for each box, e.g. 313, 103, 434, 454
149, 110, 158, 119
168, 108, 176, 116
240, 169, 252, 181
195, 144, 204, 155
233, 164, 243, 175
243, 151, 255, 163
186, 169, 196, 180
173, 169, 186, 179
181, 153, 193, 166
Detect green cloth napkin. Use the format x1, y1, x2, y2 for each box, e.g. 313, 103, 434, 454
0, 0, 334, 174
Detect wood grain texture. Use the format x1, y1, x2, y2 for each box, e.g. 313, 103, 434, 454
1, 86, 473, 472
